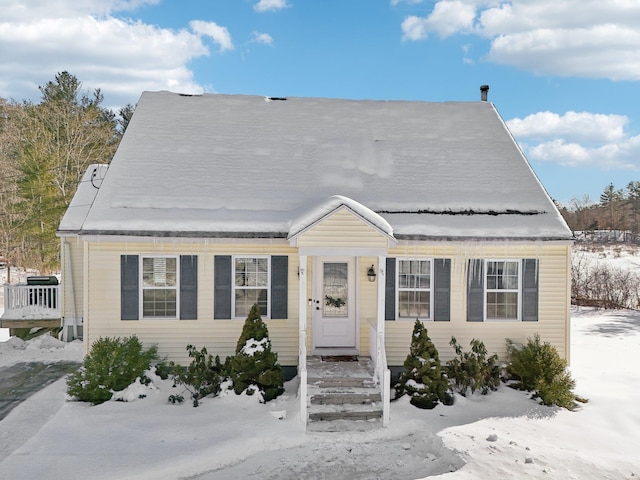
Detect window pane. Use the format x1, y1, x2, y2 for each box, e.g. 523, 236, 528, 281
398, 290, 430, 319
235, 257, 268, 287
143, 289, 176, 317
398, 260, 431, 319
142, 257, 176, 287
235, 289, 267, 318
486, 291, 518, 320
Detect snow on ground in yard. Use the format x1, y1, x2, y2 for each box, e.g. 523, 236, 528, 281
0, 307, 638, 480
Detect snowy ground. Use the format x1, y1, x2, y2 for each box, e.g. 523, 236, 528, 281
0, 307, 638, 480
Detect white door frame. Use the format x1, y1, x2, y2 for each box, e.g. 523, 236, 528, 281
311, 256, 359, 354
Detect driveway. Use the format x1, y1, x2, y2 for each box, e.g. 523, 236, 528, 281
0, 362, 79, 421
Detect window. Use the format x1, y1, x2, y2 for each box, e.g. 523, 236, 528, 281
397, 259, 432, 319
485, 260, 520, 321
233, 256, 269, 317
142, 256, 178, 318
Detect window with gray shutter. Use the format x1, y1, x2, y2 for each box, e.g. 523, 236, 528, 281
121, 255, 139, 320
385, 257, 396, 320
522, 259, 539, 322
271, 256, 288, 319
180, 255, 197, 320
467, 259, 484, 322
214, 255, 232, 319
434, 259, 451, 322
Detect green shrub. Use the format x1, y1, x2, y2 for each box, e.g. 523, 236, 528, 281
67, 336, 158, 404
506, 334, 585, 410
228, 304, 284, 402
446, 337, 500, 396
395, 319, 453, 409
170, 344, 224, 407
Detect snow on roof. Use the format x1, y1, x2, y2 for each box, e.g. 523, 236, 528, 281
64, 92, 572, 240
58, 164, 108, 233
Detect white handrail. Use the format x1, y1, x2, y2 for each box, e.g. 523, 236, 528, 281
368, 317, 390, 426
298, 329, 307, 428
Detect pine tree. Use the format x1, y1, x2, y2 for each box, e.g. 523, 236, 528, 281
395, 319, 452, 409
228, 303, 284, 402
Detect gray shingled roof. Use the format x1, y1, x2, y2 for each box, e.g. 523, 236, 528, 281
59, 91, 572, 240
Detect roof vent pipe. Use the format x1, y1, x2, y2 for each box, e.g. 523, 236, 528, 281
480, 85, 489, 102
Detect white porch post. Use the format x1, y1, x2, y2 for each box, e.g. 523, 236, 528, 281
377, 255, 391, 426
298, 255, 308, 427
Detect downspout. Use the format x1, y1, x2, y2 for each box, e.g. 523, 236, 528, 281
62, 238, 78, 340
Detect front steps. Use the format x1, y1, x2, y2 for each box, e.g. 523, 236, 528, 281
306, 356, 383, 431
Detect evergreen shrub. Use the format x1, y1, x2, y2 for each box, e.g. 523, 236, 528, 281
170, 344, 225, 407
446, 337, 500, 396
67, 336, 158, 404
506, 334, 585, 410
395, 319, 453, 409
228, 304, 284, 402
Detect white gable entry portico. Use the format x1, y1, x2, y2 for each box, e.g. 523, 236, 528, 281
289, 196, 396, 425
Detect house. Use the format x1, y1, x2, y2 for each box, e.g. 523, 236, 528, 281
57, 88, 573, 424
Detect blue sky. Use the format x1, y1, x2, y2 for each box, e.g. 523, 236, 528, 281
1, 0, 639, 206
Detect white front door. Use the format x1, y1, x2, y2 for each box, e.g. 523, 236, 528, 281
312, 257, 357, 349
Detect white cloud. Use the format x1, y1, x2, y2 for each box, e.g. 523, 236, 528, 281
401, 1, 476, 40
254, 0, 290, 13
400, 0, 640, 81
507, 111, 628, 144
0, 1, 233, 107
507, 111, 640, 170
190, 20, 234, 52
390, 0, 424, 6
250, 31, 274, 46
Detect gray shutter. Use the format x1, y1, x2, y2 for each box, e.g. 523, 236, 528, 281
180, 255, 197, 320
467, 259, 484, 322
385, 258, 396, 321
522, 259, 539, 322
121, 255, 139, 320
434, 259, 451, 321
214, 255, 232, 319
271, 256, 288, 319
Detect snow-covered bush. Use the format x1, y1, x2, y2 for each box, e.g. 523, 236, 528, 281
228, 303, 284, 402
169, 344, 225, 407
506, 334, 585, 410
67, 335, 159, 405
395, 319, 453, 409
446, 337, 500, 396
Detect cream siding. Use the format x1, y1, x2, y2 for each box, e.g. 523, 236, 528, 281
296, 209, 389, 249
83, 240, 301, 365
80, 237, 570, 368
384, 243, 571, 365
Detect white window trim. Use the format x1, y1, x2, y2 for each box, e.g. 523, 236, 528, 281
396, 257, 434, 321
140, 255, 180, 320
232, 255, 271, 319
483, 258, 522, 322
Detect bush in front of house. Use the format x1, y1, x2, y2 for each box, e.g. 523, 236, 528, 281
228, 303, 284, 402
445, 337, 501, 396
169, 344, 225, 407
67, 335, 159, 405
395, 319, 453, 409
506, 334, 586, 410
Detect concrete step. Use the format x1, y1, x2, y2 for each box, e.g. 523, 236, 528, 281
307, 377, 377, 389
308, 403, 383, 422
310, 388, 382, 405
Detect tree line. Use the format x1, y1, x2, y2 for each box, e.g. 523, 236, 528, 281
559, 182, 640, 236
0, 72, 133, 274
